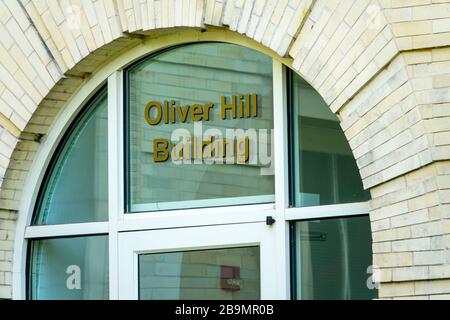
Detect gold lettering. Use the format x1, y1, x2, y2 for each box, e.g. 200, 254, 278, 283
201, 138, 214, 159
177, 104, 190, 123
204, 103, 214, 121
245, 94, 251, 117
221, 95, 237, 120
144, 101, 162, 125
222, 138, 234, 159
238, 95, 245, 118
153, 139, 169, 162
236, 137, 250, 163
171, 142, 185, 161
211, 137, 223, 159
163, 101, 169, 124
252, 93, 257, 117
170, 100, 176, 123
191, 104, 204, 122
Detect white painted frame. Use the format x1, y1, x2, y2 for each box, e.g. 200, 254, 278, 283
118, 223, 277, 300
12, 30, 369, 300
285, 202, 369, 221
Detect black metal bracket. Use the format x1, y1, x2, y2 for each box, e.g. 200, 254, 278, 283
266, 216, 276, 226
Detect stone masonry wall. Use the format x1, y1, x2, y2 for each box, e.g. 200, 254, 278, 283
1, 0, 450, 299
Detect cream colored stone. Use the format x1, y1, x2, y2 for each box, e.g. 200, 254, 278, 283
0, 0, 450, 301
379, 281, 415, 298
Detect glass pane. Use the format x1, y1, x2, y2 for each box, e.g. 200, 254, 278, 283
138, 246, 260, 300
126, 43, 274, 212
293, 216, 376, 300
28, 235, 109, 300
33, 89, 108, 225
290, 71, 370, 207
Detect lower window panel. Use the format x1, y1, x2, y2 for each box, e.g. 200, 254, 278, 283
292, 215, 377, 300
138, 246, 261, 300
28, 235, 109, 300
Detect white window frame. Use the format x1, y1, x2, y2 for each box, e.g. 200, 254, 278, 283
12, 36, 369, 300
118, 223, 278, 299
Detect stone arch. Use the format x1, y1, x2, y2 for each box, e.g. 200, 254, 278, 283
1, 0, 450, 299
1, 0, 408, 190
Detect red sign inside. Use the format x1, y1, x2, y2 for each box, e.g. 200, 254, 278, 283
220, 265, 242, 291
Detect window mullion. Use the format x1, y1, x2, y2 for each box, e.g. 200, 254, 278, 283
272, 59, 290, 299
284, 201, 370, 221
273, 61, 289, 211
107, 70, 123, 300
24, 222, 109, 239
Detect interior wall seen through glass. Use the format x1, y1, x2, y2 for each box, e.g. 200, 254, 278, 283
139, 246, 260, 300
293, 215, 376, 300
289, 71, 370, 207
28, 235, 109, 300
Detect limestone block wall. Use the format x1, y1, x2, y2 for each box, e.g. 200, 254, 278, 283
0, 0, 449, 299
371, 161, 450, 299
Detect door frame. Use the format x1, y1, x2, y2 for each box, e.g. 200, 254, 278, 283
117, 222, 277, 300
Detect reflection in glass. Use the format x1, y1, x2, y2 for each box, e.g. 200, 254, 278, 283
28, 235, 109, 300
293, 216, 376, 300
126, 43, 274, 212
289, 71, 370, 207
138, 246, 260, 300
33, 88, 108, 225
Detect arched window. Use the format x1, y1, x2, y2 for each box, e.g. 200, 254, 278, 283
33, 88, 108, 225
287, 70, 373, 299
29, 88, 109, 299
25, 42, 376, 300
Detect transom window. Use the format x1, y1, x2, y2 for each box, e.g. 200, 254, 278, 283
23, 42, 376, 300
124, 43, 275, 212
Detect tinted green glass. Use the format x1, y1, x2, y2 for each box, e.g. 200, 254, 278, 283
290, 71, 370, 207
293, 216, 376, 300
139, 246, 260, 300
28, 235, 108, 300
126, 43, 274, 212
33, 89, 108, 225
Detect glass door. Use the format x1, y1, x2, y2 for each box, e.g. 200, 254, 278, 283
117, 222, 277, 300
